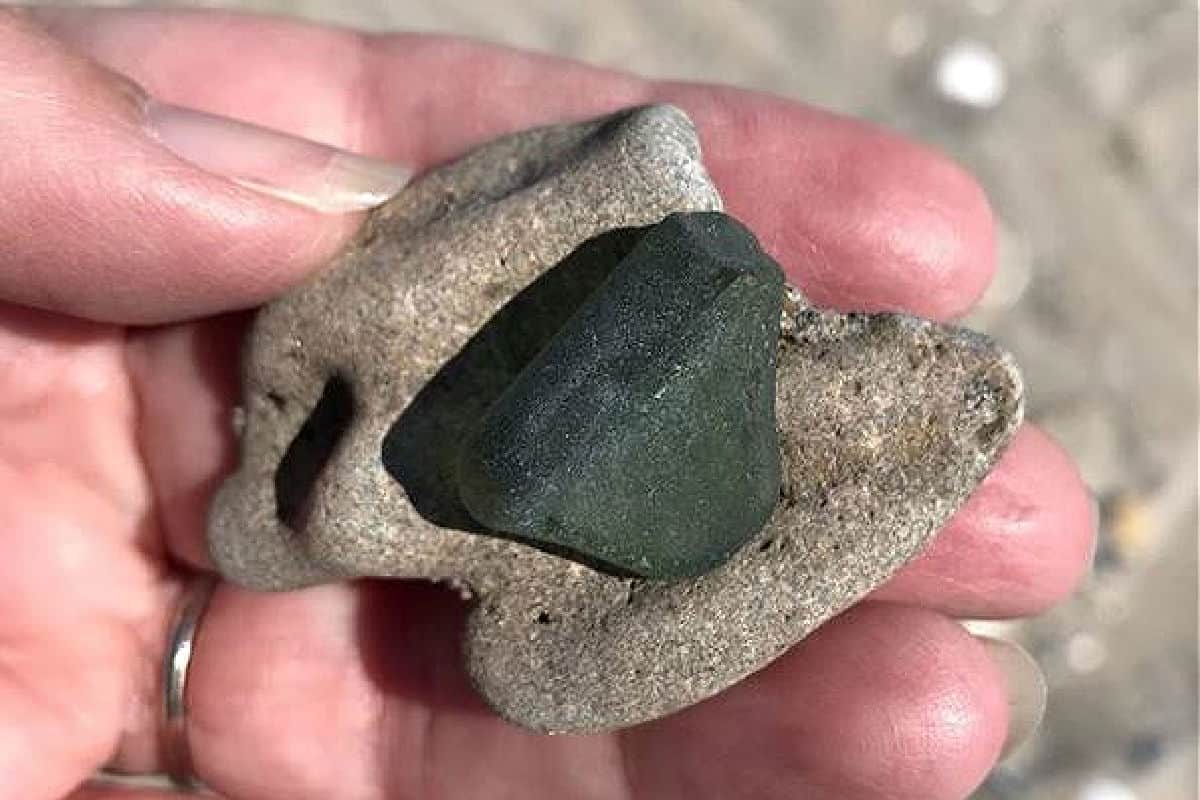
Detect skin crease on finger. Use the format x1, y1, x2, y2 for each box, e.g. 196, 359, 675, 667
0, 8, 1094, 800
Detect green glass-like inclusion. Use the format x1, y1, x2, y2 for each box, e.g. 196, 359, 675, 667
458, 212, 784, 578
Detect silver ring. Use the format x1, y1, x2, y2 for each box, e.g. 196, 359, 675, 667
162, 575, 217, 790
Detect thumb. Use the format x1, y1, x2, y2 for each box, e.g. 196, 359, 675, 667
1, 9, 409, 324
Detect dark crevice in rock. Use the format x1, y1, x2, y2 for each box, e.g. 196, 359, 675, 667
275, 375, 354, 531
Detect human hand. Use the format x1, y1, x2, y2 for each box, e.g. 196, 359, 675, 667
0, 8, 1094, 799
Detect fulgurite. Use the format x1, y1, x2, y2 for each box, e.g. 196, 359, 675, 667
209, 104, 1024, 733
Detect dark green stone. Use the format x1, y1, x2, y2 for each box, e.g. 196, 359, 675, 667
457, 212, 784, 578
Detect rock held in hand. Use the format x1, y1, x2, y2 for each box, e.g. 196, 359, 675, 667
209, 105, 1025, 734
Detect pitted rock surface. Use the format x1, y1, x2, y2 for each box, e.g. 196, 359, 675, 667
209, 104, 1024, 733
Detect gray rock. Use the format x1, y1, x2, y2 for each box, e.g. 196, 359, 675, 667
209, 104, 1023, 733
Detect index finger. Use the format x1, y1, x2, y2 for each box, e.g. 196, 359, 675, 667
35, 7, 995, 320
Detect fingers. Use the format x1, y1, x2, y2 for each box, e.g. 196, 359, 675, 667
657, 81, 995, 316
117, 586, 1013, 800
178, 582, 633, 800
125, 316, 249, 568
623, 603, 1009, 800
37, 7, 994, 320
874, 425, 1096, 617
0, 9, 398, 325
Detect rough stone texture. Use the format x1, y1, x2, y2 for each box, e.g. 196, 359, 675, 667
209, 104, 1023, 732
458, 212, 784, 579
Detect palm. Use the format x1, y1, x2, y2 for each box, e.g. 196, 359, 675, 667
0, 307, 167, 797
1, 9, 1094, 800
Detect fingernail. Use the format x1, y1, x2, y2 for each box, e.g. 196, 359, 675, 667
978, 636, 1047, 760
144, 100, 411, 213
